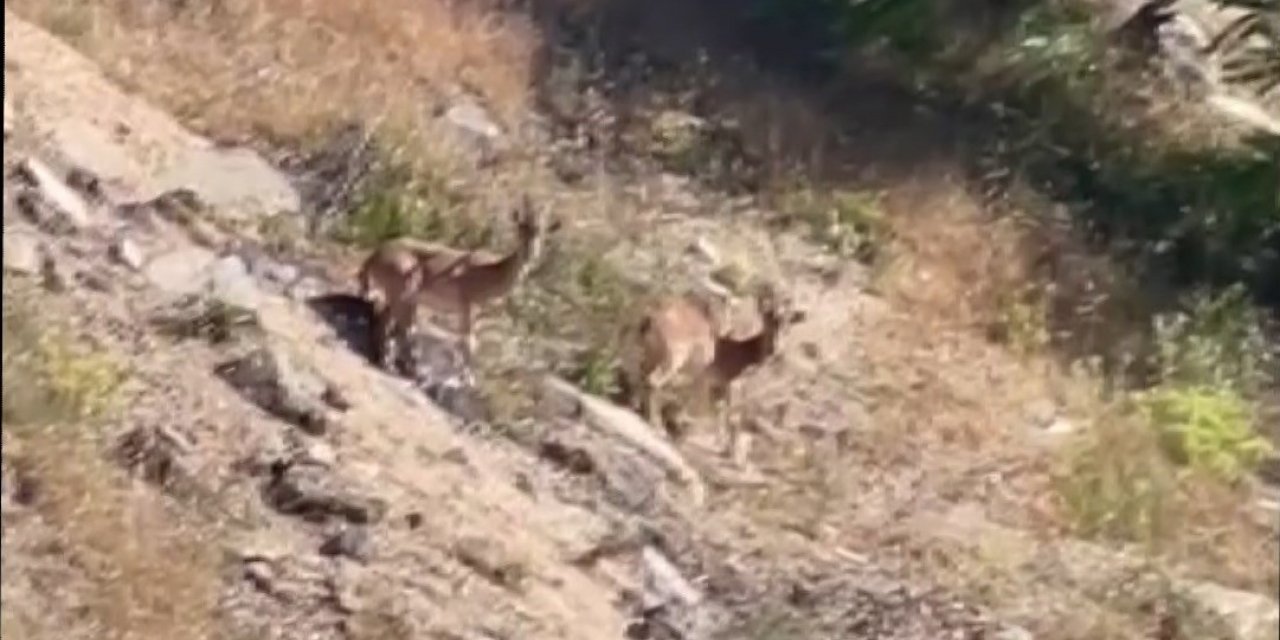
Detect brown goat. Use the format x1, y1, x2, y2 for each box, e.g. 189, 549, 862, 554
632, 288, 803, 458
357, 197, 559, 370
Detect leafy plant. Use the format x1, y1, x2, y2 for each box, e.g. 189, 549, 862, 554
1138, 384, 1273, 482
334, 161, 480, 248
778, 186, 889, 262
1150, 284, 1274, 393
1057, 408, 1181, 549
3, 298, 127, 426
992, 285, 1051, 354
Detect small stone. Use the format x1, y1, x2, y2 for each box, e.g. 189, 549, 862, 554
444, 101, 503, 141
75, 269, 111, 293
41, 255, 73, 293
262, 462, 387, 525
3, 232, 43, 275
208, 254, 260, 310
64, 167, 105, 204
285, 276, 326, 301
144, 246, 217, 295
1044, 417, 1075, 435
1025, 400, 1057, 430
110, 237, 146, 270
11, 470, 40, 506
17, 157, 94, 230
243, 559, 276, 595
319, 526, 372, 562
302, 441, 338, 468
994, 626, 1035, 640
321, 385, 352, 412
441, 447, 468, 466
215, 345, 331, 436
453, 536, 526, 590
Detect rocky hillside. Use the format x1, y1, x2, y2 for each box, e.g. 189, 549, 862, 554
3, 4, 1278, 640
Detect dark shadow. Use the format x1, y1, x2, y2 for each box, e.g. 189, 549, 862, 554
305, 293, 380, 364
304, 293, 491, 422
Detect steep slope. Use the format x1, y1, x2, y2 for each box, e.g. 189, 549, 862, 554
3, 6, 1277, 640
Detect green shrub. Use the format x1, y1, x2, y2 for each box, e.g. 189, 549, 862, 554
777, 186, 889, 263
509, 242, 647, 396
2, 297, 127, 426
334, 161, 481, 248
1057, 409, 1181, 548
1150, 285, 1273, 394
1137, 385, 1273, 482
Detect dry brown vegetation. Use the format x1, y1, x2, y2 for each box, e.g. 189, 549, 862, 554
13, 0, 538, 185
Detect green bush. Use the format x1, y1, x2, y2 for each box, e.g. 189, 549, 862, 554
777, 186, 889, 262
3, 296, 127, 426
1138, 385, 1273, 482
1150, 285, 1274, 393
1057, 409, 1181, 549
334, 161, 481, 248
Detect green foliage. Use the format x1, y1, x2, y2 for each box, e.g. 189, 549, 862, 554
777, 186, 889, 262
1001, 2, 1099, 84
992, 285, 1051, 354
333, 160, 481, 248
508, 242, 646, 396
3, 297, 127, 426
1134, 285, 1275, 480
751, 0, 1280, 306
1150, 284, 1274, 393
647, 111, 757, 192
1054, 407, 1182, 547
1057, 409, 1181, 549
1137, 385, 1273, 482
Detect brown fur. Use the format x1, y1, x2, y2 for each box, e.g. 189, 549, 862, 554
633, 289, 803, 457
357, 198, 559, 369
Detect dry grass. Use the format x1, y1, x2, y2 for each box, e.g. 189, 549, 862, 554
2, 288, 224, 640
9, 0, 538, 150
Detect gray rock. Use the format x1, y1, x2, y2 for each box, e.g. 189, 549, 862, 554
152, 145, 299, 221
215, 344, 333, 436
444, 100, 503, 142
285, 276, 326, 302
3, 231, 44, 275
43, 257, 73, 292
110, 236, 146, 270
396, 332, 488, 423
1173, 579, 1280, 640
262, 461, 387, 525
252, 257, 301, 289
208, 254, 261, 310
319, 526, 372, 562
994, 625, 1035, 640
452, 536, 526, 590
243, 559, 276, 595
301, 440, 338, 468
15, 157, 94, 230
144, 246, 218, 295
